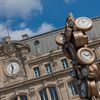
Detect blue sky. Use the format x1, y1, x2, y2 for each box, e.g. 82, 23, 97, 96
0, 0, 99, 40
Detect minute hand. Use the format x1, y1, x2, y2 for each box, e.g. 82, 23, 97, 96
11, 64, 14, 74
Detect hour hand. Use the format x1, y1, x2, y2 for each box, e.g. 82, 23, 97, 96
11, 64, 14, 74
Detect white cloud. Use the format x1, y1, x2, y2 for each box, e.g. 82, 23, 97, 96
32, 22, 55, 35
0, 22, 55, 40
0, 0, 43, 19
0, 23, 33, 40
19, 22, 26, 29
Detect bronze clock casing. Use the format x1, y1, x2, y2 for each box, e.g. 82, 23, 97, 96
72, 31, 88, 48
68, 18, 75, 28
65, 27, 72, 42
79, 81, 97, 98
75, 17, 93, 31
55, 34, 65, 46
62, 43, 76, 59
62, 46, 72, 59
88, 63, 99, 79
77, 47, 95, 65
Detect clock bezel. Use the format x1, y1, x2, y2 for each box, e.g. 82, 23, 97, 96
55, 34, 65, 46
77, 47, 95, 65
75, 17, 92, 31
4, 59, 21, 77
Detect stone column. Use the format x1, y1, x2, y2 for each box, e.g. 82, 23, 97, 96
46, 87, 52, 100
57, 80, 70, 100
17, 96, 20, 100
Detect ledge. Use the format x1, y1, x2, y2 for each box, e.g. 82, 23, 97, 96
0, 67, 73, 93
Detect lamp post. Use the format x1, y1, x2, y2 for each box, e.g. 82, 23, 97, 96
56, 13, 100, 100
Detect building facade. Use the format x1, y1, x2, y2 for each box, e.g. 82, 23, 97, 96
0, 17, 100, 100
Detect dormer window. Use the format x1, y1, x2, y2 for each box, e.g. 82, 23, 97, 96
34, 40, 40, 54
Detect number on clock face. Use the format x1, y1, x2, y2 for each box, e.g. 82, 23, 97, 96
7, 62, 20, 75
81, 50, 92, 61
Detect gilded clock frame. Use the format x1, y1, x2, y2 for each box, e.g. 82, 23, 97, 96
75, 17, 93, 31
77, 47, 95, 65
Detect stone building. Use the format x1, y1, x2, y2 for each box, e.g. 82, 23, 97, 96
0, 16, 100, 100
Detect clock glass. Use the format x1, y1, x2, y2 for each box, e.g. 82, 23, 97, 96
77, 47, 95, 65
81, 50, 92, 61
81, 66, 89, 77
7, 62, 20, 75
80, 82, 88, 98
75, 17, 92, 31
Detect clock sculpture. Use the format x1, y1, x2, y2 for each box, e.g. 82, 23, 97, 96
56, 13, 100, 100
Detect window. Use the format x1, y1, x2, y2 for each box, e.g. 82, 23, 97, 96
20, 95, 27, 100
68, 80, 78, 96
49, 87, 59, 100
34, 67, 40, 77
61, 58, 68, 69
39, 89, 48, 100
39, 87, 59, 100
12, 95, 28, 100
34, 40, 40, 54
45, 63, 52, 75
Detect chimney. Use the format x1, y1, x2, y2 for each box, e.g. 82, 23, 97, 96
22, 34, 29, 39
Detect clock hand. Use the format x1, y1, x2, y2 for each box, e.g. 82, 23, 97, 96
11, 64, 14, 74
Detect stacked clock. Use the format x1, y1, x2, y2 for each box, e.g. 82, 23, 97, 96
56, 15, 99, 99
74, 17, 98, 99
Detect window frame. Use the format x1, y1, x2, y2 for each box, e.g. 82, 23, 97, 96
66, 79, 79, 98
33, 66, 41, 77
44, 62, 53, 75
34, 40, 41, 54
59, 57, 69, 69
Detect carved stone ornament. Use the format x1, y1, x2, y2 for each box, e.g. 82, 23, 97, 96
3, 43, 16, 57
28, 87, 35, 96
0, 36, 30, 57
57, 80, 64, 88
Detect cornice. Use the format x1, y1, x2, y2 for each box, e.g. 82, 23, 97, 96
26, 49, 63, 64
0, 67, 73, 93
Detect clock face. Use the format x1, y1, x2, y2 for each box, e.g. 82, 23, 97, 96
81, 50, 92, 61
68, 20, 74, 28
70, 70, 76, 78
77, 47, 95, 65
6, 62, 20, 76
75, 17, 92, 31
80, 82, 88, 98
81, 66, 89, 77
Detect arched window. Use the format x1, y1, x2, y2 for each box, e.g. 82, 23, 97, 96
39, 86, 59, 100
68, 80, 78, 96
39, 88, 48, 100
34, 40, 40, 54
11, 95, 28, 100
49, 87, 59, 100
